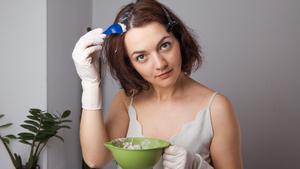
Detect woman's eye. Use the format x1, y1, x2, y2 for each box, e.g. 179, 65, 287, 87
160, 42, 171, 50
136, 54, 146, 62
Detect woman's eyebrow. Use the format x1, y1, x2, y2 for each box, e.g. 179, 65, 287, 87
130, 35, 171, 57
157, 35, 171, 46
131, 50, 146, 57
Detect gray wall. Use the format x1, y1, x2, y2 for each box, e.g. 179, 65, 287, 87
47, 0, 92, 168
93, 0, 300, 169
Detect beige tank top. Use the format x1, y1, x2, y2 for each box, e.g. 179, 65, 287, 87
117, 92, 217, 169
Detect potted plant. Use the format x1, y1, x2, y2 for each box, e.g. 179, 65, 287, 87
0, 108, 72, 169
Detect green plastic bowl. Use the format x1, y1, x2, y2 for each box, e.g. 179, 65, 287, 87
104, 137, 170, 169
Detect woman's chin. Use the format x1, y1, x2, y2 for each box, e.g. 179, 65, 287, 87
154, 72, 182, 88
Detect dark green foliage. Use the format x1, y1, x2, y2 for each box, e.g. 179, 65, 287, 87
0, 108, 72, 169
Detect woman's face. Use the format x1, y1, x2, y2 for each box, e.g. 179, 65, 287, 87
124, 22, 182, 88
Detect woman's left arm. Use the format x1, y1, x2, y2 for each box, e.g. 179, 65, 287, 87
210, 94, 243, 169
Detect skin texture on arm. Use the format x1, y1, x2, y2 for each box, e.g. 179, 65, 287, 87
210, 94, 243, 169
80, 109, 109, 168
105, 90, 130, 140
80, 90, 129, 168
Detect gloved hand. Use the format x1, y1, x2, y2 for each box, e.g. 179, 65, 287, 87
162, 145, 214, 169
72, 28, 106, 110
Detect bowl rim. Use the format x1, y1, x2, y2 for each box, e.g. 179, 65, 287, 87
104, 137, 171, 151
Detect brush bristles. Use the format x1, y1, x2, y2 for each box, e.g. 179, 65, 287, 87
119, 23, 127, 33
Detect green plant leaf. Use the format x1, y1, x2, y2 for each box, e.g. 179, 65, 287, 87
42, 121, 57, 127
39, 130, 56, 138
62, 110, 71, 118
41, 125, 53, 131
39, 129, 56, 134
36, 133, 53, 141
18, 132, 35, 140
24, 120, 40, 127
45, 117, 54, 122
55, 120, 62, 124
27, 115, 39, 121
36, 136, 49, 142
54, 135, 64, 142
20, 124, 38, 133
41, 124, 55, 130
53, 114, 59, 119
43, 115, 55, 120
29, 108, 42, 115
45, 113, 53, 119
43, 120, 56, 126
14, 153, 23, 166
19, 139, 32, 145
0, 123, 12, 128
44, 113, 55, 118
4, 134, 17, 139
0, 114, 4, 118
2, 137, 10, 144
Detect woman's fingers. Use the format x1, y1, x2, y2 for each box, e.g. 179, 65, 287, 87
76, 28, 106, 51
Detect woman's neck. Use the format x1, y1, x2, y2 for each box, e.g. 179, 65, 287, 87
150, 73, 188, 102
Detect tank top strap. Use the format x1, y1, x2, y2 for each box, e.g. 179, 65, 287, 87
129, 90, 136, 106
208, 92, 218, 109
129, 95, 134, 106
128, 91, 136, 117
126, 91, 143, 137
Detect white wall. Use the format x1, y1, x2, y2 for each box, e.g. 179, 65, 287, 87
0, 0, 47, 168
93, 0, 300, 169
1, 0, 90, 168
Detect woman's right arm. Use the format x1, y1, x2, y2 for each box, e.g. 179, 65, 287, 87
80, 90, 129, 168
72, 28, 129, 168
80, 109, 109, 167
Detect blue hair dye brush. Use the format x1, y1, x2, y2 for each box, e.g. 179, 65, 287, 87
103, 23, 127, 35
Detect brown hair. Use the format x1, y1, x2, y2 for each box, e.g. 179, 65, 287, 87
103, 0, 202, 96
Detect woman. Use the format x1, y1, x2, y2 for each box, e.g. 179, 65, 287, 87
72, 0, 243, 168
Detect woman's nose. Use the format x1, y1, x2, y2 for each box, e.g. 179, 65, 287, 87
154, 54, 168, 71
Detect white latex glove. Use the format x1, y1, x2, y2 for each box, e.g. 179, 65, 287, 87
72, 28, 106, 110
163, 145, 214, 169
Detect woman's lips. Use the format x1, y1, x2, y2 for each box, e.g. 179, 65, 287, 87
156, 69, 173, 79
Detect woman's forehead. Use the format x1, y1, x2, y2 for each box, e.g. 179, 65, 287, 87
124, 22, 170, 54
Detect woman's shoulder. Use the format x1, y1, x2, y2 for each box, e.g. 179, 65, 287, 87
210, 92, 235, 117
186, 78, 233, 108
111, 89, 132, 110
212, 93, 232, 108
208, 92, 238, 136
187, 77, 216, 97
190, 81, 232, 110
188, 80, 237, 137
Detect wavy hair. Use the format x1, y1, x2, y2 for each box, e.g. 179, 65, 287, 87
102, 0, 202, 96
